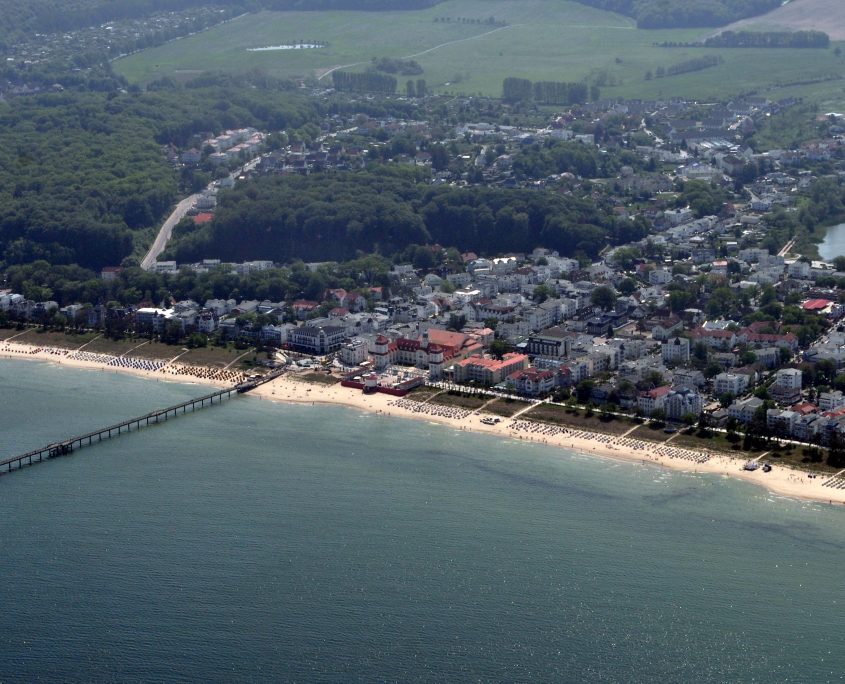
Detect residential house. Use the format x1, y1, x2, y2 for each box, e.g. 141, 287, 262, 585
638, 385, 672, 417
662, 336, 690, 364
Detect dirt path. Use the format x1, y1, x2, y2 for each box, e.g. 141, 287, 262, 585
317, 24, 520, 81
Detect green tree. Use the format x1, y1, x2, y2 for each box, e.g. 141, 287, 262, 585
590, 285, 616, 311
490, 338, 511, 359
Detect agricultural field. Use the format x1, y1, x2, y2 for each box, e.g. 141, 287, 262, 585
721, 0, 845, 41
114, 0, 845, 105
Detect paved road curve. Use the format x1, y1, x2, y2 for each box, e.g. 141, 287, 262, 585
140, 192, 200, 270
141, 157, 263, 271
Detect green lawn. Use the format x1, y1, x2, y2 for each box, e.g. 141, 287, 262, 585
429, 391, 490, 410
521, 403, 633, 435
113, 0, 845, 105
482, 397, 531, 417
9, 329, 99, 350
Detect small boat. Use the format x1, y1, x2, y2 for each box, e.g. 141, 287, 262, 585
762, 464, 772, 473
743, 461, 759, 471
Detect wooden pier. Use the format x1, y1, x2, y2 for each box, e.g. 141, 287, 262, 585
0, 369, 283, 476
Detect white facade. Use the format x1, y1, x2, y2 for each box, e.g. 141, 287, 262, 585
665, 388, 703, 421
714, 372, 749, 397
662, 336, 690, 364
775, 368, 802, 392
819, 391, 845, 412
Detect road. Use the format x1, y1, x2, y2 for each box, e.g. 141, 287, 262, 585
140, 157, 263, 271
140, 193, 201, 270
778, 238, 796, 258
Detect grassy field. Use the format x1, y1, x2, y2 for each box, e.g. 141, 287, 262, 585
9, 328, 99, 349
405, 385, 443, 401
483, 398, 531, 417
429, 391, 490, 410
114, 0, 845, 106
521, 404, 633, 435
672, 428, 769, 457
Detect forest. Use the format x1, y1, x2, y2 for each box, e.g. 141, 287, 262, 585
569, 0, 782, 29
162, 167, 649, 265
0, 83, 317, 270
0, 0, 443, 42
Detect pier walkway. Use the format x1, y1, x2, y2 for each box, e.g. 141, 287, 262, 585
1, 369, 283, 476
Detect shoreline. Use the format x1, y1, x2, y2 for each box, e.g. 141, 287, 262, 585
0, 340, 236, 390
3, 341, 844, 506
251, 374, 845, 507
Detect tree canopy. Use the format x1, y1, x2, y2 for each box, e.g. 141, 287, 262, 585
164, 167, 647, 264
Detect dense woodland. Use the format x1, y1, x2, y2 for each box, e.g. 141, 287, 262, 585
570, 0, 782, 28
0, 84, 317, 270
162, 167, 648, 265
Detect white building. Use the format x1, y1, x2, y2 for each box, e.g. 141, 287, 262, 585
638, 386, 671, 417
714, 372, 749, 398
662, 336, 690, 364
772, 367, 802, 403
665, 387, 703, 421
340, 338, 370, 366
819, 390, 845, 412
649, 269, 673, 285
728, 396, 765, 423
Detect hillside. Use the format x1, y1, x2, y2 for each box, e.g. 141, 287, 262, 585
718, 0, 845, 40
0, 0, 442, 44
114, 0, 845, 106
570, 0, 782, 28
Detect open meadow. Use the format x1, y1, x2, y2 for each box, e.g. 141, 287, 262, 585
114, 0, 845, 106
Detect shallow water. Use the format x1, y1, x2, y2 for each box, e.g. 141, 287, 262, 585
819, 221, 845, 260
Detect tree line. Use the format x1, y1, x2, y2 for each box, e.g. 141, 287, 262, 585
656, 30, 831, 49
646, 55, 721, 80
332, 70, 397, 95
703, 30, 830, 49
568, 0, 781, 29
502, 78, 592, 105
3, 253, 397, 311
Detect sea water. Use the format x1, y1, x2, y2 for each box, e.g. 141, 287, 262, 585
1, 359, 844, 682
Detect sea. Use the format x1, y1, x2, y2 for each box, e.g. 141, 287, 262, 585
2, 358, 845, 683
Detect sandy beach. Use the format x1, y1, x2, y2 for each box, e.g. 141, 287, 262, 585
0, 340, 239, 389
3, 339, 844, 506
251, 374, 845, 507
